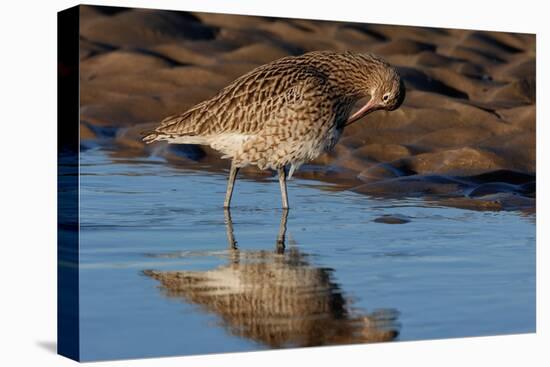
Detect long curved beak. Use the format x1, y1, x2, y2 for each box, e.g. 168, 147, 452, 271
345, 98, 377, 126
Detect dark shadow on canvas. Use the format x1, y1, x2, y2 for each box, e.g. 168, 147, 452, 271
36, 341, 57, 354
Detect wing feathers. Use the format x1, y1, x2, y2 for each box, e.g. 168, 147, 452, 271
142, 57, 329, 145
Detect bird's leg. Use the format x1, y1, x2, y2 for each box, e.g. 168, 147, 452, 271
277, 166, 289, 209
223, 208, 240, 264
224, 162, 239, 208
275, 208, 289, 254
224, 208, 237, 250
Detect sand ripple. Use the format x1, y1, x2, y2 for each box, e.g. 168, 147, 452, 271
78, 6, 535, 212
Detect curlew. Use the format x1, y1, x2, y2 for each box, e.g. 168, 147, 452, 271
143, 51, 405, 208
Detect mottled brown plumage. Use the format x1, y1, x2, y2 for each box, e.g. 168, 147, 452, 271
143, 50, 405, 208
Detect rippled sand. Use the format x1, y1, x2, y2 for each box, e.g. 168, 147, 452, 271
77, 5, 535, 212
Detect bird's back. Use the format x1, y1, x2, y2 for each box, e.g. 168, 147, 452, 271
143, 52, 340, 142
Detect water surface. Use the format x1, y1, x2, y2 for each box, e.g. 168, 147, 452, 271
77, 148, 535, 361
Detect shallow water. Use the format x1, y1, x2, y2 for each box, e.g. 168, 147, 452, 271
77, 148, 535, 361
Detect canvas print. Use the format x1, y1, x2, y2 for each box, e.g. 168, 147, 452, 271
58, 4, 536, 362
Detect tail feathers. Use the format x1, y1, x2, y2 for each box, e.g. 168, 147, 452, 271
141, 129, 161, 144
141, 128, 207, 145
142, 111, 201, 144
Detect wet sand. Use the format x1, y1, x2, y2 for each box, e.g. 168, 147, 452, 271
78, 5, 536, 212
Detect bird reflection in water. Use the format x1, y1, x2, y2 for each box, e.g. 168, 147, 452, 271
144, 209, 399, 348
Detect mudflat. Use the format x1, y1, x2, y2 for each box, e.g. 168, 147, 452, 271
78, 5, 535, 212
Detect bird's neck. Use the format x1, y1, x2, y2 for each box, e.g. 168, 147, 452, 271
334, 97, 359, 128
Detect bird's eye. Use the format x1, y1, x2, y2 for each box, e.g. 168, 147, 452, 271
383, 94, 390, 102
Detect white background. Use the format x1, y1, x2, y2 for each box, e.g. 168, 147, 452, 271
0, 0, 546, 366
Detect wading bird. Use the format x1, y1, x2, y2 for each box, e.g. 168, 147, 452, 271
143, 51, 405, 208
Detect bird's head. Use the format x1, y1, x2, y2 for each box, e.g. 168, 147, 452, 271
342, 52, 406, 125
